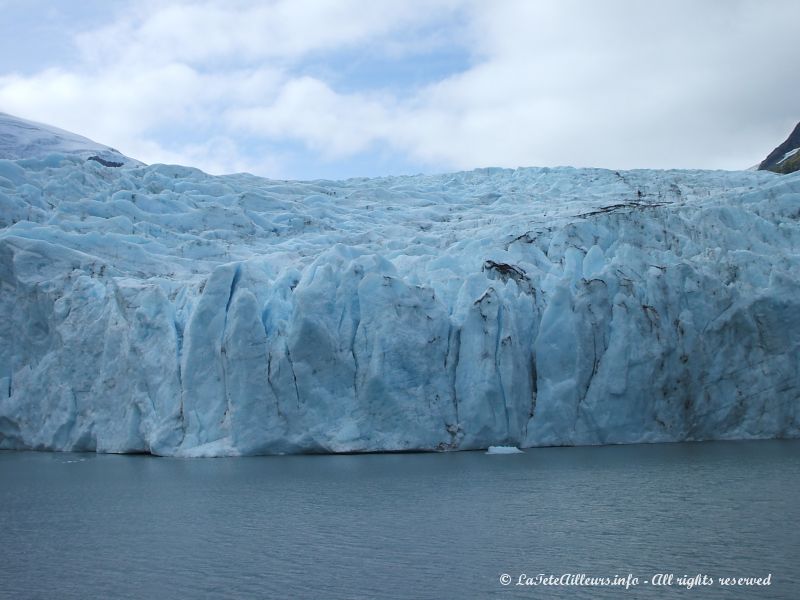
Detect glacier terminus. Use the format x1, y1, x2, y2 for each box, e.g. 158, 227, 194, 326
1, 115, 799, 456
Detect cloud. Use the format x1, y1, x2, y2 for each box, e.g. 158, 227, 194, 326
226, 77, 396, 158
0, 0, 798, 176
76, 0, 463, 68
408, 1, 799, 170
0, 0, 465, 175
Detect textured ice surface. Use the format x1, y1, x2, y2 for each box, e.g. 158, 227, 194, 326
1, 150, 799, 455
0, 113, 139, 166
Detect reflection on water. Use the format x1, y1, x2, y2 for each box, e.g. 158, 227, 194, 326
1, 440, 798, 599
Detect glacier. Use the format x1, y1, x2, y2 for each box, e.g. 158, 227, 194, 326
0, 112, 139, 167
1, 135, 799, 456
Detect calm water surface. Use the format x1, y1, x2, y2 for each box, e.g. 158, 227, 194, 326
1, 440, 798, 599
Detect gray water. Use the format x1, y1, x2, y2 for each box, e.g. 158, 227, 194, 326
1, 440, 798, 599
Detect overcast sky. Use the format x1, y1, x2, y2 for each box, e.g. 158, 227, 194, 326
0, 0, 797, 179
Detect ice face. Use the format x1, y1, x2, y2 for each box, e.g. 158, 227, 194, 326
1, 152, 798, 455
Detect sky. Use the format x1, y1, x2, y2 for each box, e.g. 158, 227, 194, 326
0, 0, 797, 179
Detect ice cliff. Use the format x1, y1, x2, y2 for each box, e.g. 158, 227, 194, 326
1, 123, 799, 456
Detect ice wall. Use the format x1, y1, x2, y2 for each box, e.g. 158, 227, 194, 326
1, 156, 798, 455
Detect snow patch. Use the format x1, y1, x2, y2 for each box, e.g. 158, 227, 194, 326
778, 147, 799, 164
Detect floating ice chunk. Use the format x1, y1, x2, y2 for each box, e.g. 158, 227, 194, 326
486, 446, 524, 454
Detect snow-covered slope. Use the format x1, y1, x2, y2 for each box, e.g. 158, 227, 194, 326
1, 133, 799, 456
0, 112, 139, 166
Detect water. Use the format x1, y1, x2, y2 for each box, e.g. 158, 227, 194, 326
1, 440, 798, 599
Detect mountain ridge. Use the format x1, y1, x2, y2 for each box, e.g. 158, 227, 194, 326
758, 121, 800, 174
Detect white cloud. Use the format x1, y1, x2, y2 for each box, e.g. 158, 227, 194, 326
76, 0, 463, 68
0, 62, 285, 166
226, 77, 396, 158
0, 0, 464, 174
389, 0, 800, 170
0, 0, 798, 176
220, 0, 800, 172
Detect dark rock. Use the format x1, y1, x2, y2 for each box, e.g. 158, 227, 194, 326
758, 122, 800, 173
88, 155, 124, 168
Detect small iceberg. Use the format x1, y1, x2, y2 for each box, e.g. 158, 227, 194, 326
486, 446, 524, 455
